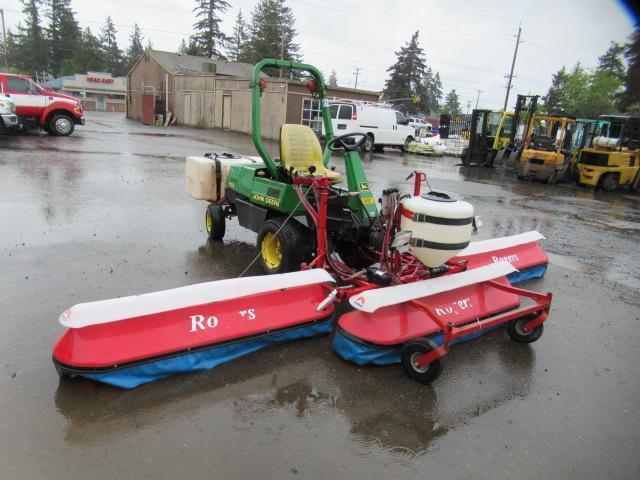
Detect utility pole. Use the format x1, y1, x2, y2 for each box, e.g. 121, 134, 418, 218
279, 33, 285, 78
503, 22, 522, 111
475, 89, 482, 109
353, 67, 361, 91
466, 100, 471, 114
0, 9, 8, 70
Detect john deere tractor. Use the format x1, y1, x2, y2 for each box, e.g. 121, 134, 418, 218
187, 60, 381, 274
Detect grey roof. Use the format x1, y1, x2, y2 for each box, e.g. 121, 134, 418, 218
149, 50, 256, 77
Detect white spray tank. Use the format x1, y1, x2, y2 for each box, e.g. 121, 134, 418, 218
400, 191, 474, 268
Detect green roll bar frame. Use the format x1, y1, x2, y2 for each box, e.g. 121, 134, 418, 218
251, 59, 336, 179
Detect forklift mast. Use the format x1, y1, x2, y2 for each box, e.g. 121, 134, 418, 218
507, 95, 539, 145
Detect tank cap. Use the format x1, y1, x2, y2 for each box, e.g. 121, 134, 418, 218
421, 191, 455, 202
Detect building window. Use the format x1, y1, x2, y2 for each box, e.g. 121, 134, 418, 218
301, 98, 322, 132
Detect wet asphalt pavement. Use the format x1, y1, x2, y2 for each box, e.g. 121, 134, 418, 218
1, 112, 639, 479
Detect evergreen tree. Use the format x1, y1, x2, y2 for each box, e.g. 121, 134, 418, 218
44, 0, 80, 76
246, 0, 301, 70
621, 27, 640, 111
327, 70, 338, 87
145, 38, 153, 51
543, 66, 569, 114
382, 31, 441, 115
178, 37, 201, 56
597, 41, 626, 81
227, 9, 249, 62
443, 89, 461, 115
62, 27, 104, 74
125, 23, 145, 72
13, 0, 49, 76
192, 0, 230, 59
100, 16, 124, 76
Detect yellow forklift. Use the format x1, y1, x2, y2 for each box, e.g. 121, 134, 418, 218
494, 95, 540, 168
461, 110, 513, 166
518, 115, 576, 184
577, 115, 640, 191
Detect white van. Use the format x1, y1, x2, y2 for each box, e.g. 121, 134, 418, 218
323, 101, 415, 152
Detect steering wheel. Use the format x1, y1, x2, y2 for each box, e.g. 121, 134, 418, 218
327, 132, 368, 152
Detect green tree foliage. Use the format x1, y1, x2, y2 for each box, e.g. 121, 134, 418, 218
13, 0, 49, 76
62, 27, 104, 74
192, 0, 230, 59
327, 70, 338, 87
442, 88, 461, 115
44, 0, 79, 76
620, 27, 640, 111
246, 0, 301, 69
100, 16, 124, 76
125, 23, 145, 73
178, 38, 201, 56
543, 66, 569, 114
557, 62, 622, 117
227, 9, 249, 62
382, 31, 442, 115
597, 41, 626, 81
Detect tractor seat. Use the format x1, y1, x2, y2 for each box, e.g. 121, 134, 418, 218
280, 124, 341, 182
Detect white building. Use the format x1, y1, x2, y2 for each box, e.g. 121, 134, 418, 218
42, 72, 126, 112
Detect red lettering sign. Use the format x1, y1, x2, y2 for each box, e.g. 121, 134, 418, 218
87, 77, 115, 83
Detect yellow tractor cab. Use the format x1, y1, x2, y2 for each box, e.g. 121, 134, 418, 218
518, 115, 576, 183
577, 115, 640, 191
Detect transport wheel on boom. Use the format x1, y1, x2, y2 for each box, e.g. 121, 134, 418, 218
507, 314, 544, 343
400, 338, 443, 385
205, 204, 226, 241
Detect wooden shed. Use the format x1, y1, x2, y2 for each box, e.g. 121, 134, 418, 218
126, 50, 380, 140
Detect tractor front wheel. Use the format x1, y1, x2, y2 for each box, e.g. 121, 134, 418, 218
256, 218, 310, 274
400, 338, 442, 385
205, 204, 226, 241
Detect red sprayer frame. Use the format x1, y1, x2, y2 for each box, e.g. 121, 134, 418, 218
293, 172, 552, 365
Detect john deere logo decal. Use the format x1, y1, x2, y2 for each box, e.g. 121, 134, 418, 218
359, 182, 370, 192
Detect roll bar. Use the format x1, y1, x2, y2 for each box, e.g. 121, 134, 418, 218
251, 59, 336, 178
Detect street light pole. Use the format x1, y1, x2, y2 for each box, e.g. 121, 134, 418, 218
475, 89, 482, 109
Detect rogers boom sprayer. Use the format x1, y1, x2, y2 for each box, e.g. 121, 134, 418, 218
52, 60, 553, 388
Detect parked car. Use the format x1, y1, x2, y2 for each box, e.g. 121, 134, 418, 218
0, 95, 18, 132
322, 101, 415, 152
407, 117, 432, 136
0, 73, 85, 136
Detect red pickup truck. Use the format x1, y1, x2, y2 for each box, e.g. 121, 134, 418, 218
0, 73, 85, 136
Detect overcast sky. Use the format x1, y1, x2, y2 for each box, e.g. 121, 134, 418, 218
1, 0, 637, 110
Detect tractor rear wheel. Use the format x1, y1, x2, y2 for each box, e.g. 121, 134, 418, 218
205, 204, 226, 241
401, 338, 442, 385
256, 218, 311, 274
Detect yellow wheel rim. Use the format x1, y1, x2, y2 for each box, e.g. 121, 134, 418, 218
205, 209, 212, 234
261, 232, 282, 269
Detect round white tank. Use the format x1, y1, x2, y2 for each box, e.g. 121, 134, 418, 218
400, 192, 474, 267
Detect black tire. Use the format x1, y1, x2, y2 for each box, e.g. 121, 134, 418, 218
600, 173, 618, 192
400, 136, 414, 153
48, 113, 75, 136
361, 134, 374, 153
205, 204, 225, 241
507, 314, 544, 343
547, 170, 558, 184
256, 218, 311, 274
400, 338, 443, 385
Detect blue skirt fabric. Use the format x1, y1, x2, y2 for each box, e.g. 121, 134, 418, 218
77, 318, 333, 389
